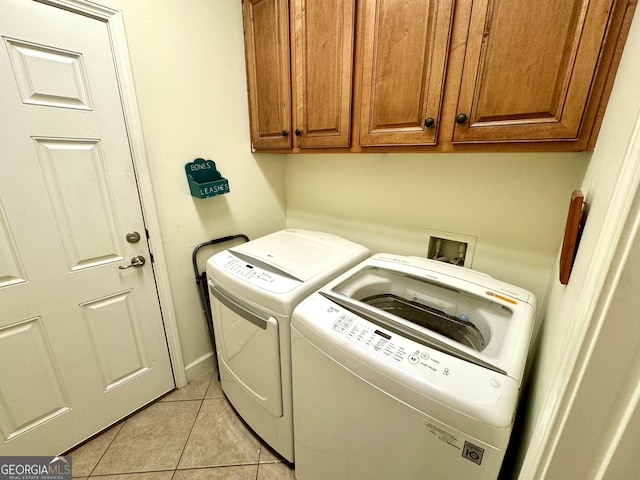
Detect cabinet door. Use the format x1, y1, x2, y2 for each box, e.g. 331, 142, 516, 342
453, 0, 614, 144
243, 0, 292, 149
359, 0, 454, 146
292, 0, 355, 148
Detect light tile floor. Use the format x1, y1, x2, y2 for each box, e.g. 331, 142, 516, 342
67, 369, 295, 480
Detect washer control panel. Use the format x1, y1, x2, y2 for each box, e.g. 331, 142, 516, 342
330, 312, 455, 379
211, 252, 301, 294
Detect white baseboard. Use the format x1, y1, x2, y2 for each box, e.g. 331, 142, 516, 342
184, 351, 217, 382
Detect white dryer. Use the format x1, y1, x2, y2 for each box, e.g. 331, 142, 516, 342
206, 229, 369, 462
291, 254, 536, 480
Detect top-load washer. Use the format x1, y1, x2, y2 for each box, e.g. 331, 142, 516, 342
291, 254, 536, 480
205, 229, 369, 462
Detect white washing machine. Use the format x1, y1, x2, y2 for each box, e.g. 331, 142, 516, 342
291, 254, 536, 480
205, 229, 369, 462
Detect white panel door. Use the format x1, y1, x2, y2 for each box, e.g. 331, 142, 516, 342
0, 0, 174, 454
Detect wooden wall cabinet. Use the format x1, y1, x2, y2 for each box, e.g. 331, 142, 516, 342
242, 0, 291, 150
452, 0, 627, 145
242, 0, 636, 153
292, 0, 355, 148
242, 0, 354, 150
358, 0, 454, 146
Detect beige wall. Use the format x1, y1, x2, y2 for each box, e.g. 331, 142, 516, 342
108, 0, 287, 376
286, 152, 588, 308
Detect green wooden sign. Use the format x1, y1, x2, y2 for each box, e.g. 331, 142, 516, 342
185, 158, 230, 199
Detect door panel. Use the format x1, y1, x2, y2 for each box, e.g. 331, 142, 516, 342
0, 0, 173, 454
34, 138, 124, 270
4, 37, 92, 110
0, 317, 70, 443
0, 202, 26, 288
81, 291, 149, 391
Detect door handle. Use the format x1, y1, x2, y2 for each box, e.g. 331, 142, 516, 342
119, 255, 146, 269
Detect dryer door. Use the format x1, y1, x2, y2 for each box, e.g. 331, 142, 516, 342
210, 282, 283, 417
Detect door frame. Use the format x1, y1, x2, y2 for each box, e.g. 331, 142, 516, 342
35, 0, 187, 388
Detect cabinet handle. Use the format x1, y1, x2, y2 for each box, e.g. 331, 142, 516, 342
455, 113, 468, 125
424, 117, 435, 128
295, 129, 302, 136
282, 130, 289, 137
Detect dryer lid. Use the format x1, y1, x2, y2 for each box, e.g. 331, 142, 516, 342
230, 229, 369, 282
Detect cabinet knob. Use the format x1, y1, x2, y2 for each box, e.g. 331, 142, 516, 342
455, 113, 468, 125
295, 129, 302, 136
424, 117, 435, 128
281, 130, 289, 137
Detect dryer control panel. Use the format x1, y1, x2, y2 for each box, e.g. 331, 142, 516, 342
210, 251, 301, 294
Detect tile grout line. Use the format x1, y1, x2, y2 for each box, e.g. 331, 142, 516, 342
175, 370, 266, 477
170, 375, 211, 479
83, 400, 204, 479
83, 420, 125, 479
172, 373, 264, 476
